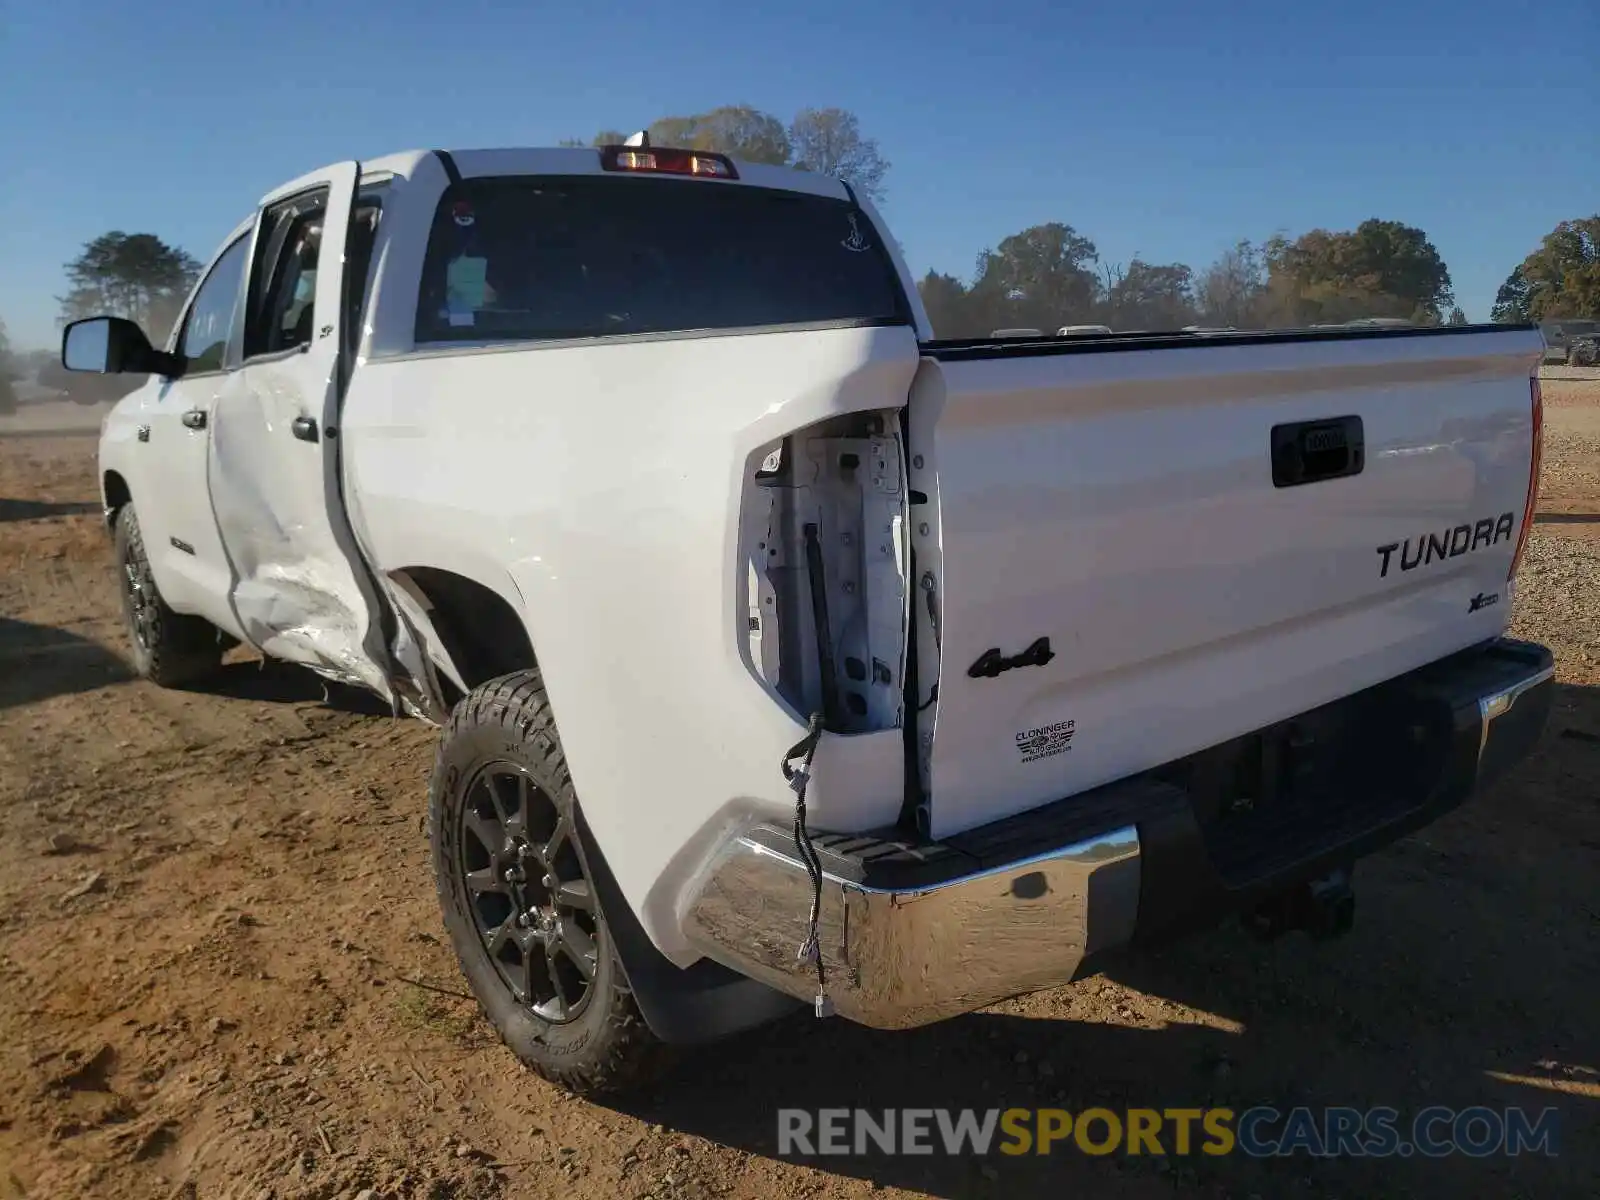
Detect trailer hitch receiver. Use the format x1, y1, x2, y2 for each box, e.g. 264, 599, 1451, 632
1244, 866, 1355, 941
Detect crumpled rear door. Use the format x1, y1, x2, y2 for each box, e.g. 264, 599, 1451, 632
209, 161, 433, 712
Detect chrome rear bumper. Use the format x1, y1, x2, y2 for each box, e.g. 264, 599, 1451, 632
678, 640, 1553, 1033
1478, 660, 1554, 762
680, 824, 1141, 1030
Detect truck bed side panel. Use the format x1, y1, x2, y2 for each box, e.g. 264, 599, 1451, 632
344, 325, 924, 960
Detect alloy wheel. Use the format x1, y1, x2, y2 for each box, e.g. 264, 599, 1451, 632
457, 763, 600, 1023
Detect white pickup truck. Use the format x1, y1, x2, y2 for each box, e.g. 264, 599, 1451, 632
65, 143, 1554, 1097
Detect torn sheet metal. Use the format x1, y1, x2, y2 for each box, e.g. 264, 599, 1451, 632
208, 371, 387, 696
207, 358, 437, 715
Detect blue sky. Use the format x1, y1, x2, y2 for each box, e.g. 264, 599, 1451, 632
1, 0, 1595, 348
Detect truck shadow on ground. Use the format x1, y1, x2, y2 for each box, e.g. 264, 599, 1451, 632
1534, 512, 1600, 525
190, 656, 395, 714
0, 617, 134, 708
617, 682, 1600, 1199
0, 620, 392, 715
0, 497, 102, 523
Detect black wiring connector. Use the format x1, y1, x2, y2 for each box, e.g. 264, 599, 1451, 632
781, 712, 833, 1018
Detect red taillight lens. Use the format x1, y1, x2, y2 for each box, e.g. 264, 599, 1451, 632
599, 145, 738, 180
1509, 374, 1543, 582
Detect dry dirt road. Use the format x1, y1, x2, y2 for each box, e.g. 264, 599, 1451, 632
2, 386, 1597, 1200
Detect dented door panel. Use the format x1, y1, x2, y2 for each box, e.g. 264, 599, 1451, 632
209, 161, 424, 704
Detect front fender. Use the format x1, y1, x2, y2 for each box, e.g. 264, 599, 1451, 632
98, 389, 154, 525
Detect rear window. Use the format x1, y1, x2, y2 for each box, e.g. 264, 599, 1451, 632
414, 175, 909, 345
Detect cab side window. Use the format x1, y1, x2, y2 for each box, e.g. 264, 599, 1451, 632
264, 211, 324, 353
344, 197, 383, 353
177, 236, 249, 374
246, 189, 330, 358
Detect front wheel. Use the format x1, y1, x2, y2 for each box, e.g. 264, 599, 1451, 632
428, 670, 670, 1097
113, 504, 224, 687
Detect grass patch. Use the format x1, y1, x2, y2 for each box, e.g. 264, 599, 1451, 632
394, 983, 480, 1041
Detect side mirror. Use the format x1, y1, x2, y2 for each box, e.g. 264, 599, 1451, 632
61, 316, 185, 379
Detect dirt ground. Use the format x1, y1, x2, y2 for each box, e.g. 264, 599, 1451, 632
1, 385, 1597, 1200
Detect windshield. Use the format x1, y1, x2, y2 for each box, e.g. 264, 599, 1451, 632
414, 175, 908, 345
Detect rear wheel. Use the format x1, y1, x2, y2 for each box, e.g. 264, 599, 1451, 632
429, 670, 670, 1097
113, 504, 224, 686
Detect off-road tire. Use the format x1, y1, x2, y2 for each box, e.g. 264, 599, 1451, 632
429, 670, 671, 1098
113, 504, 224, 687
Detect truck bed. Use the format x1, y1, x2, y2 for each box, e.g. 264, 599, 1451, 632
905, 323, 1545, 837
923, 320, 1540, 361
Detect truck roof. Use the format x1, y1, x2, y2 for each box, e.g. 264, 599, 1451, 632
342, 147, 855, 202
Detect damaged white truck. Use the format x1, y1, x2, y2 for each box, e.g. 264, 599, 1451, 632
67, 143, 1554, 1097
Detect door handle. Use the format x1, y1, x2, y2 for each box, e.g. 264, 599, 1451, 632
291, 416, 319, 443
181, 409, 207, 430
1271, 415, 1364, 488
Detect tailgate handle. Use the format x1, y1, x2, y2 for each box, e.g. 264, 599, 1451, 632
1272, 416, 1364, 488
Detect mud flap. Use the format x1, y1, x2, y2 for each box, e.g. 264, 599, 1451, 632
572, 804, 802, 1044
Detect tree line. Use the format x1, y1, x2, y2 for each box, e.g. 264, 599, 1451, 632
1, 232, 204, 408
56, 231, 202, 348
0, 319, 15, 411
919, 221, 1469, 338
925, 210, 1595, 335
7, 103, 1598, 404
1489, 217, 1600, 324
566, 104, 891, 203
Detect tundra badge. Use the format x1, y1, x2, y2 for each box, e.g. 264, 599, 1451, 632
1376, 511, 1516, 578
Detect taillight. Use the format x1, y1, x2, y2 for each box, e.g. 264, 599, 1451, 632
599, 145, 738, 180
1508, 374, 1543, 581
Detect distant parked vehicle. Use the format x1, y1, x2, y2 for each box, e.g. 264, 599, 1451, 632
1057, 324, 1113, 336
1539, 320, 1599, 364
1567, 334, 1600, 368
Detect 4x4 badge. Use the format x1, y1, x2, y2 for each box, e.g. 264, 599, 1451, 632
968, 637, 1055, 679
1469, 591, 1499, 612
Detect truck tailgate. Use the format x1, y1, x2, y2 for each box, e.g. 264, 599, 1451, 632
907, 326, 1545, 837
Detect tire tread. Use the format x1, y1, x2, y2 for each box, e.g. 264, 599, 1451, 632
428, 669, 671, 1098
114, 505, 223, 687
